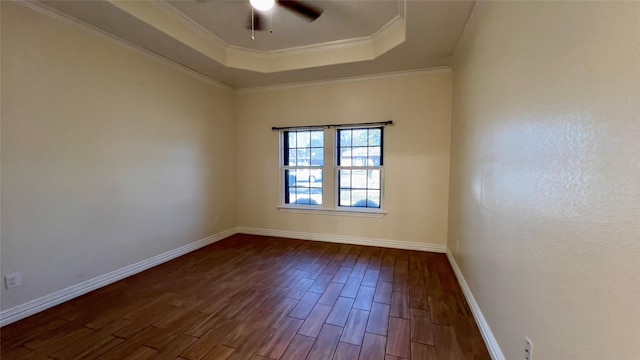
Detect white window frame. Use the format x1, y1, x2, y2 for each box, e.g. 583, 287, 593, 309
334, 126, 385, 213
279, 126, 386, 215
279, 128, 325, 209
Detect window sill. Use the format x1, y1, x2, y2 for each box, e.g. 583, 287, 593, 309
277, 206, 387, 218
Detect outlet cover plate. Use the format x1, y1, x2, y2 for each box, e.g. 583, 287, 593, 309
525, 337, 533, 360
5, 273, 22, 289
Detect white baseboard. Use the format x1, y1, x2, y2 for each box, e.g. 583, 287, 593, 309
237, 227, 447, 253
446, 249, 505, 360
0, 226, 444, 327
0, 228, 237, 327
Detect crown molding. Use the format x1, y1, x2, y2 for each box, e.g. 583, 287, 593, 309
236, 66, 452, 94
111, 0, 406, 73
16, 0, 233, 92
108, 0, 228, 62
13, 0, 441, 92
229, 15, 404, 56
156, 0, 403, 58
226, 17, 405, 72
150, 0, 229, 51
452, 0, 487, 64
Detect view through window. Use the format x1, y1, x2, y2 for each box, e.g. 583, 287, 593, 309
337, 128, 383, 208
283, 129, 324, 205
281, 126, 384, 210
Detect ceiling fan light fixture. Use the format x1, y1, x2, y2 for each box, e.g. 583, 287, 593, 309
250, 0, 275, 12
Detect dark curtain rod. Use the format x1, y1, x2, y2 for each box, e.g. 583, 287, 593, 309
272, 120, 393, 131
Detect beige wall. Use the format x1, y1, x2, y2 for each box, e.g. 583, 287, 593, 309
449, 2, 640, 359
1, 2, 236, 311
235, 70, 452, 246
1, 2, 453, 318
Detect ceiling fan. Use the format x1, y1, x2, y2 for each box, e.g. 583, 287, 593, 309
247, 0, 323, 31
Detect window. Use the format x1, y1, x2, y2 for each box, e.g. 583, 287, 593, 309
283, 129, 324, 206
337, 128, 383, 209
280, 125, 385, 212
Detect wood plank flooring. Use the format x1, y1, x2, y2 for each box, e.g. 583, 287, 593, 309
0, 234, 490, 360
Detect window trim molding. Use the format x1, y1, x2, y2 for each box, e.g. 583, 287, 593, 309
279, 127, 325, 208
335, 127, 385, 210
277, 206, 387, 218
278, 125, 386, 214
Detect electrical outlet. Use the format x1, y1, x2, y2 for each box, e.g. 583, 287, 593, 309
5, 273, 22, 289
525, 337, 533, 360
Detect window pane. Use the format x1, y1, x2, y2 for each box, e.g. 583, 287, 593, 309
297, 131, 310, 148
340, 129, 352, 147
339, 170, 351, 188
352, 190, 367, 206
352, 170, 367, 189
335, 127, 385, 209
352, 129, 368, 146
311, 131, 324, 147
308, 169, 322, 186
368, 170, 380, 189
289, 168, 320, 184
368, 146, 381, 166
294, 188, 320, 205
288, 132, 297, 148
283, 129, 324, 207
368, 128, 382, 146
351, 147, 368, 166
297, 149, 310, 165
287, 149, 297, 166
294, 188, 305, 204
339, 189, 351, 206
310, 148, 324, 167
340, 148, 352, 166
368, 190, 380, 208
310, 187, 322, 205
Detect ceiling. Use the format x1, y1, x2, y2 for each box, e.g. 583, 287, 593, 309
168, 0, 402, 52
37, 0, 475, 90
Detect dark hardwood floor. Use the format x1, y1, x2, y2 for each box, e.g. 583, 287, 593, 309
0, 234, 490, 360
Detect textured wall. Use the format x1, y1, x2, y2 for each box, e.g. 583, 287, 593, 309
1, 2, 236, 311
449, 2, 640, 359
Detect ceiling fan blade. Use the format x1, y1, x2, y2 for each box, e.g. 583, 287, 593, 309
246, 11, 265, 31
277, 0, 323, 21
